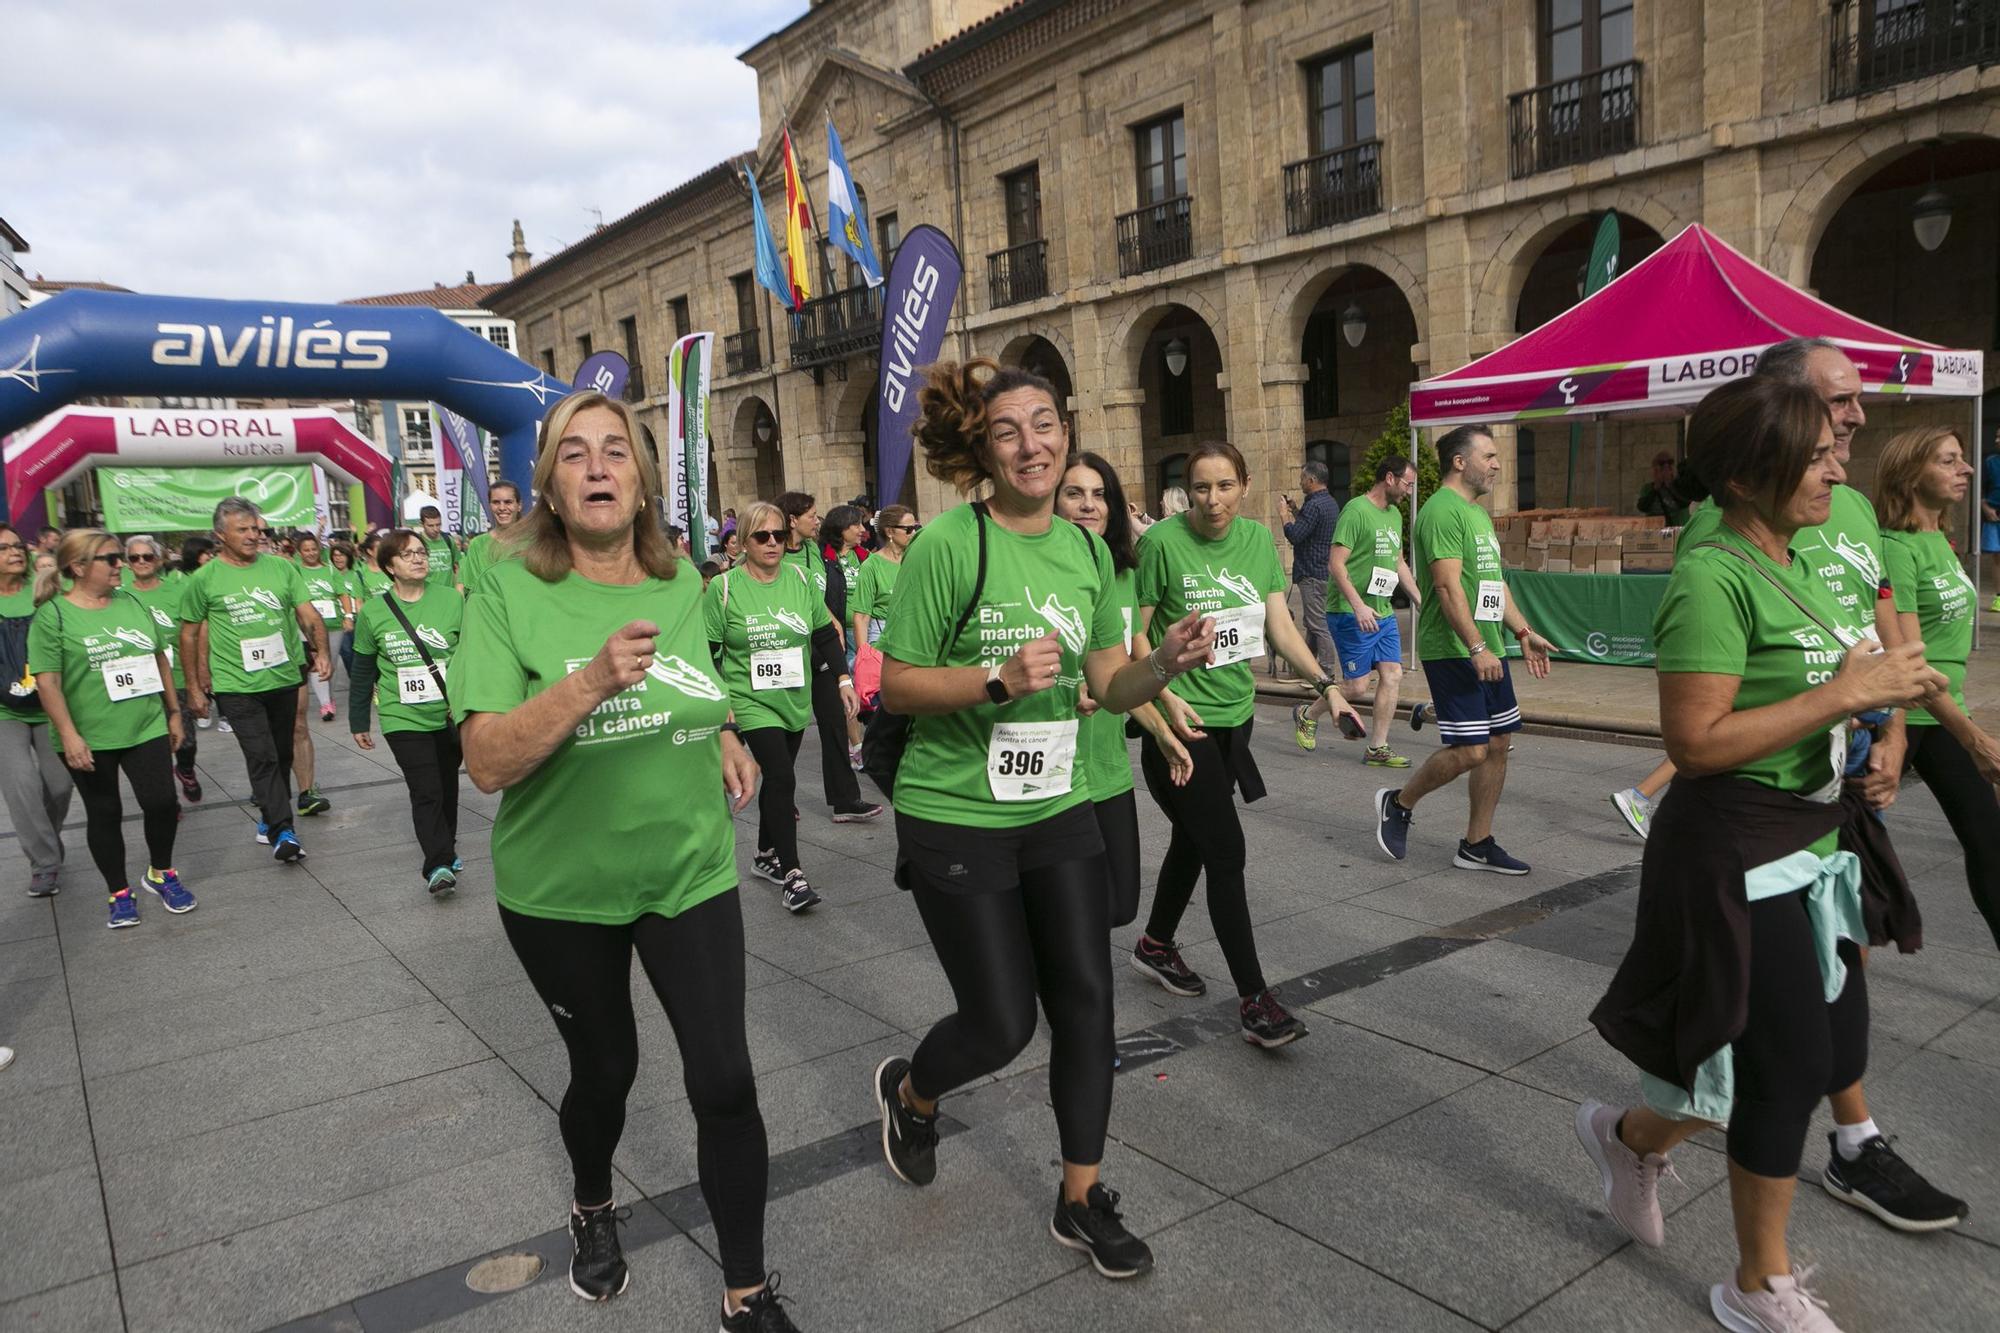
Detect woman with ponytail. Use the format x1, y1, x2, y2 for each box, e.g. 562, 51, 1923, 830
870, 358, 1213, 1279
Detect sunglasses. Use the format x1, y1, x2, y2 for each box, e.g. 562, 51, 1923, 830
890, 524, 921, 534
128, 552, 159, 561
746, 529, 786, 544
88, 553, 125, 567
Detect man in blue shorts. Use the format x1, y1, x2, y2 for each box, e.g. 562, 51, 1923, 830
1297, 454, 1419, 766
1376, 425, 1554, 872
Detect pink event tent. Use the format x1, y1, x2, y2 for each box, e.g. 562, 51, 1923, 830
1409, 222, 1983, 428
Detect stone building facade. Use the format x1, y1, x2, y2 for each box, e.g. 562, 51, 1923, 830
487, 0, 2000, 548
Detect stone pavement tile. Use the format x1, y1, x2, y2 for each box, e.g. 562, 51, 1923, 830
421, 1231, 720, 1333
504, 1023, 687, 1117
58, 914, 390, 1008
1242, 1076, 1729, 1329
1310, 940, 1615, 1073
1348, 865, 1557, 929
0, 1079, 92, 1189
115, 1139, 590, 1333
789, 822, 900, 876
1505, 889, 1642, 971
1928, 1000, 2000, 1069
101, 1058, 552, 1265
0, 974, 73, 1045
1108, 1018, 1484, 1195
960, 1199, 1480, 1332
0, 932, 60, 987
686, 1103, 1222, 1333
1177, 899, 1424, 991
1861, 944, 2000, 1051
0, 1163, 112, 1305
1839, 1048, 2000, 1248
0, 1028, 80, 1108
1912, 878, 2000, 958
370, 931, 520, 1000
806, 942, 956, 1034
75, 954, 433, 1078
736, 890, 934, 977
1502, 1031, 1723, 1156
1509, 1167, 2000, 1333
86, 999, 489, 1149
740, 977, 898, 1076
340, 897, 501, 951
46, 884, 355, 968
444, 975, 566, 1054
0, 1274, 123, 1333
0, 894, 55, 945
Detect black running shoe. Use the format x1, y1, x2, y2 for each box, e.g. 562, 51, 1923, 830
296, 788, 331, 817
751, 850, 785, 885
1409, 701, 1432, 731
1129, 936, 1206, 997
780, 870, 821, 913
175, 768, 202, 803
1050, 1183, 1154, 1279
567, 1203, 631, 1301
1240, 989, 1308, 1048
830, 800, 884, 823
1336, 710, 1365, 741
1822, 1133, 1967, 1232
872, 1056, 938, 1186
720, 1272, 802, 1333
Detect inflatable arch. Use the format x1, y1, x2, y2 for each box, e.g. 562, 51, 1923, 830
0, 289, 569, 525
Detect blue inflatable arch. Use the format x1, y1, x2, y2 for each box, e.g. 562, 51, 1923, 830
0, 289, 568, 525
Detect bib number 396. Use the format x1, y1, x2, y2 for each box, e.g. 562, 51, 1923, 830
986, 719, 1077, 802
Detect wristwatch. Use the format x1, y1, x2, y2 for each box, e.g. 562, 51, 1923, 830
720, 721, 743, 737
984, 661, 1011, 706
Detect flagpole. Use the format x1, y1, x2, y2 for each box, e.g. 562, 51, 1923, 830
761, 287, 786, 484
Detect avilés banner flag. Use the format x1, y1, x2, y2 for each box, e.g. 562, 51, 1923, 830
573, 351, 630, 401
430, 404, 489, 532
873, 224, 962, 508
665, 333, 713, 546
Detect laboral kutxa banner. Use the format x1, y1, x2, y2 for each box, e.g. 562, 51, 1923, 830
665, 333, 713, 542
99, 465, 317, 532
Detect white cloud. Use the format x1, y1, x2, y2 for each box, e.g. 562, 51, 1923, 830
3, 0, 803, 301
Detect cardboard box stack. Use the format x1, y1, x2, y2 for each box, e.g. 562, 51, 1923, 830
1487, 507, 1676, 574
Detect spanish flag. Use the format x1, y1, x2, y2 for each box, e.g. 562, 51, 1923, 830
780, 129, 816, 310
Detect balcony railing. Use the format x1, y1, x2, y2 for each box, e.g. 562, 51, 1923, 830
1115, 196, 1192, 277
789, 284, 883, 368
1283, 139, 1383, 236
1829, 0, 2000, 98
1507, 60, 1641, 179
987, 239, 1049, 308
723, 330, 763, 377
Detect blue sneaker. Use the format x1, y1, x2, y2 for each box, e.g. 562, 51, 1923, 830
143, 867, 197, 913
1454, 836, 1529, 875
254, 820, 270, 845
107, 891, 140, 929
451, 857, 463, 873
272, 829, 305, 864
1375, 787, 1411, 861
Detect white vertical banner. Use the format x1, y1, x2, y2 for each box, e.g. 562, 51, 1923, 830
665, 332, 715, 547
311, 466, 333, 535
430, 405, 463, 532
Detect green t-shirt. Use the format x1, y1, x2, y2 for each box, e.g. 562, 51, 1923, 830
423, 535, 459, 588
360, 564, 391, 598
461, 531, 514, 593
852, 552, 902, 640
1681, 485, 1883, 634
1414, 488, 1507, 660
702, 564, 830, 733
451, 560, 734, 925
353, 585, 463, 734
180, 555, 309, 695
1134, 514, 1285, 729
333, 567, 364, 610
124, 579, 186, 689
1328, 495, 1404, 617
1080, 566, 1139, 802
837, 550, 863, 595
28, 592, 169, 751
298, 563, 344, 623
878, 504, 1123, 828
1882, 529, 1974, 726
782, 545, 830, 598
0, 585, 47, 721
1655, 528, 1850, 847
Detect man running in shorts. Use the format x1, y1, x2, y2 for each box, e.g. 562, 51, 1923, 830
1377, 425, 1554, 872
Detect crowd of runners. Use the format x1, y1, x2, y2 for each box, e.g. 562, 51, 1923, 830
2, 336, 1994, 1332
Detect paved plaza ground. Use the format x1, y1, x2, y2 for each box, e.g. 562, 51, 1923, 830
2, 682, 1997, 1332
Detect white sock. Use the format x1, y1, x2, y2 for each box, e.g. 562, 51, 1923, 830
1836, 1117, 1880, 1160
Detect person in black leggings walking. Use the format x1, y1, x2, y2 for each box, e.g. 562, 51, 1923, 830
870, 358, 1213, 1280
454, 390, 801, 1331
774, 491, 881, 823
29, 531, 192, 927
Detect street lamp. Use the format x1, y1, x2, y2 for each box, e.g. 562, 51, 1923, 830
755, 409, 774, 444
1340, 301, 1367, 349
1911, 141, 1955, 253
1163, 337, 1189, 378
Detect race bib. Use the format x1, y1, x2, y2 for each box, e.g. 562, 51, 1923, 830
312, 598, 339, 618
1206, 603, 1266, 668
1473, 580, 1506, 622
396, 664, 445, 705
102, 654, 164, 701
1366, 565, 1399, 598
750, 647, 805, 691
986, 719, 1077, 802
240, 631, 290, 672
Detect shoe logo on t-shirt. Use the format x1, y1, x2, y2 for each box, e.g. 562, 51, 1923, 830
415, 625, 451, 654
1820, 530, 1882, 588
1026, 587, 1087, 654
1207, 565, 1261, 606
108, 626, 158, 654
772, 608, 812, 638
246, 586, 285, 613
646, 654, 725, 701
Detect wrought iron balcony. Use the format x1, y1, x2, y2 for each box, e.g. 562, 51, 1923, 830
987, 239, 1049, 308
1283, 139, 1383, 236
723, 330, 763, 377
788, 284, 883, 369
1507, 60, 1641, 179
1829, 0, 2000, 98
1115, 196, 1192, 278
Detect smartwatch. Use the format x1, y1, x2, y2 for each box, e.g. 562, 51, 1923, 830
984, 661, 1011, 706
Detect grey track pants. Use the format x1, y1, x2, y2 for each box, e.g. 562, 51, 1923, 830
0, 715, 72, 877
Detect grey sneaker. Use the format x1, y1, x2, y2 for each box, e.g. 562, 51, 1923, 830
1611, 787, 1654, 840
1574, 1100, 1670, 1247
1710, 1266, 1844, 1332
26, 868, 58, 898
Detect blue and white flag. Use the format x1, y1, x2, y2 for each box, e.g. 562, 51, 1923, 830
744, 167, 793, 309
824, 121, 882, 289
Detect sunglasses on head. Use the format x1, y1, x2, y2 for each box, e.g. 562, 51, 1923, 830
746, 529, 786, 544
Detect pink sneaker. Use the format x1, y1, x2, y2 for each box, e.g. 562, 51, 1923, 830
1710, 1266, 1844, 1332
1574, 1100, 1671, 1247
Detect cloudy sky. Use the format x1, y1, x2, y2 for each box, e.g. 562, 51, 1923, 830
5, 0, 802, 302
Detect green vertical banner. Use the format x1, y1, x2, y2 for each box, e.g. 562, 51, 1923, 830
666, 332, 714, 546
99, 465, 317, 532
1567, 212, 1622, 504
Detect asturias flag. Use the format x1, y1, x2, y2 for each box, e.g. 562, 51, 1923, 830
780, 128, 816, 310
744, 166, 793, 312
825, 120, 882, 289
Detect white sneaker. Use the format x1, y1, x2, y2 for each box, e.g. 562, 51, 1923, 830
0, 1045, 14, 1072
1711, 1267, 1844, 1332
195, 714, 214, 730
1610, 787, 1653, 840
216, 716, 233, 734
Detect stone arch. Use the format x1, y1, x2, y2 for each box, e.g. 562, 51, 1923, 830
1470, 188, 1687, 345
822, 364, 876, 437
1105, 283, 1229, 389
1262, 242, 1428, 369
994, 319, 1079, 381
1766, 103, 2000, 285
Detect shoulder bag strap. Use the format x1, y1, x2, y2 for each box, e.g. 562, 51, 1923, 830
1693, 540, 1851, 644
944, 502, 989, 653
380, 591, 451, 710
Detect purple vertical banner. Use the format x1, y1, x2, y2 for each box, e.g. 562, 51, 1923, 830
574, 351, 630, 401
874, 224, 962, 507
432, 404, 489, 526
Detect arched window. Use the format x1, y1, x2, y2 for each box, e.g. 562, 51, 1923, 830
1158, 452, 1188, 510
1305, 439, 1349, 501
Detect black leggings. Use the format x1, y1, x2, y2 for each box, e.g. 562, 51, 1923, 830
173, 687, 197, 774
214, 684, 297, 836
383, 728, 461, 877
1138, 728, 1266, 997
809, 664, 861, 809
1094, 789, 1141, 928
743, 727, 803, 873
1903, 725, 2000, 948
499, 893, 768, 1288
69, 734, 178, 892
908, 856, 1114, 1166
1727, 892, 1869, 1177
